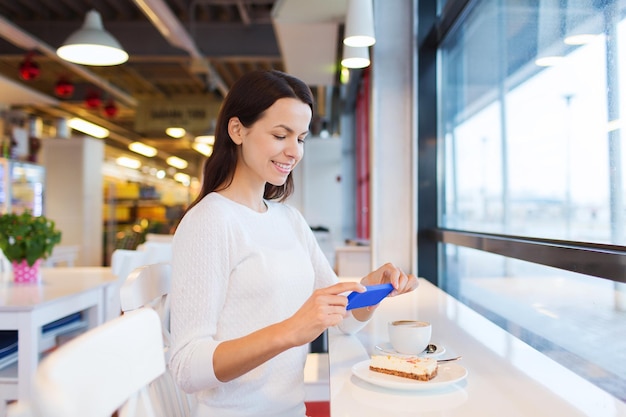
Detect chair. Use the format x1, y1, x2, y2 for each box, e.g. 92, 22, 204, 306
42, 245, 79, 267
120, 263, 192, 417
108, 249, 149, 320
136, 241, 173, 266
8, 308, 165, 417
0, 250, 11, 274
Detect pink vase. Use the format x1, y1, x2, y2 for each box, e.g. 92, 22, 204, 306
12, 259, 42, 284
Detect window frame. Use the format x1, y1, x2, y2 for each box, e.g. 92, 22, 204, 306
417, 0, 626, 287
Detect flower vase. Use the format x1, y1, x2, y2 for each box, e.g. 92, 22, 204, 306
12, 259, 42, 284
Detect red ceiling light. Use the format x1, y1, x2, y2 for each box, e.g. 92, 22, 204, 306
54, 77, 75, 98
84, 90, 101, 109
103, 100, 118, 118
19, 51, 40, 81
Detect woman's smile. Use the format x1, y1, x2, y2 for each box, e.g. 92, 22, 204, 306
273, 160, 293, 174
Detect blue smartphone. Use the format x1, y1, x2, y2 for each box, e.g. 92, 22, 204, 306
345, 283, 394, 310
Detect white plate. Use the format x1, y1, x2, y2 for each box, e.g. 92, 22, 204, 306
351, 359, 468, 391
375, 342, 446, 357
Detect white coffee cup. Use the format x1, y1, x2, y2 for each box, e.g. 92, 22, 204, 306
388, 320, 432, 355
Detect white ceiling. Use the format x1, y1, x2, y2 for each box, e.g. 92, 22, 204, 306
272, 0, 347, 86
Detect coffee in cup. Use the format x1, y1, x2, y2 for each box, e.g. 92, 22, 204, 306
388, 320, 432, 355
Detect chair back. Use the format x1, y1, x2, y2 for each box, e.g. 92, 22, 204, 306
107, 249, 149, 320
139, 241, 173, 265
0, 249, 11, 274
30, 309, 165, 417
120, 263, 172, 346
120, 262, 193, 417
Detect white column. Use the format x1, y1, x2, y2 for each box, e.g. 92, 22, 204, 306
369, 0, 417, 273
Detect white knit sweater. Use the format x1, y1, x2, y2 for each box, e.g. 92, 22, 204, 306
169, 193, 350, 417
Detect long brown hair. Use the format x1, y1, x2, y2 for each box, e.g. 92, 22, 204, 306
186, 70, 314, 214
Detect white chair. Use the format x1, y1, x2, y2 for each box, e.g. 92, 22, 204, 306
42, 245, 79, 267
0, 249, 11, 274
145, 233, 174, 243
120, 263, 193, 417
137, 241, 173, 265
108, 249, 149, 320
8, 308, 165, 417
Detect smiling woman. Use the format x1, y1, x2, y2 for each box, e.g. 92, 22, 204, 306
167, 69, 418, 417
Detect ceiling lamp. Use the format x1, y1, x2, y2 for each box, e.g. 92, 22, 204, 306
116, 156, 141, 170
68, 117, 109, 139
194, 134, 215, 145
343, 0, 375, 47
19, 51, 40, 81
57, 10, 129, 66
128, 141, 157, 157
166, 127, 186, 138
166, 156, 188, 169
192, 142, 213, 157
341, 45, 370, 69
174, 172, 191, 186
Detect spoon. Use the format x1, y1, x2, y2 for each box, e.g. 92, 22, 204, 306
375, 344, 439, 356
437, 356, 462, 363
424, 344, 437, 354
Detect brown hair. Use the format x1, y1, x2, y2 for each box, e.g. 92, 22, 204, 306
186, 70, 314, 214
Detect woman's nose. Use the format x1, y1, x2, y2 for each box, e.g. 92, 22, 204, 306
284, 137, 302, 158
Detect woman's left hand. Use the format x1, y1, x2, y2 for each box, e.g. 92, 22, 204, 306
361, 262, 419, 297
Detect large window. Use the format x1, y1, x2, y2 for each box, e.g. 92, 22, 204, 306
424, 0, 626, 400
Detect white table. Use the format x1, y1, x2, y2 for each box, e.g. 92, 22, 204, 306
329, 278, 626, 416
0, 267, 118, 413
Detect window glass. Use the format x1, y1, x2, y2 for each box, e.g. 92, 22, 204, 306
437, 0, 626, 399
440, 0, 626, 245
442, 244, 626, 399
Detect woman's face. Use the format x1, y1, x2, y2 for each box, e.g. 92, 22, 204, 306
230, 97, 311, 188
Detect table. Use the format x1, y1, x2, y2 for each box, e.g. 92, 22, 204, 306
0, 267, 118, 413
329, 278, 626, 416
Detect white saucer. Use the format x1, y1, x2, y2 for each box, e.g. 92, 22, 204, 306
352, 360, 467, 391
375, 342, 446, 357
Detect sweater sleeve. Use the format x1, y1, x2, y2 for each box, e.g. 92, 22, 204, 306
168, 199, 231, 393
282, 204, 370, 335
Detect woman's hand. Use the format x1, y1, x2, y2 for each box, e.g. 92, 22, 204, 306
281, 281, 366, 347
361, 262, 418, 296
350, 263, 418, 321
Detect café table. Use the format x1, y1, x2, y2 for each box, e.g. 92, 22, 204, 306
329, 277, 626, 416
0, 267, 118, 414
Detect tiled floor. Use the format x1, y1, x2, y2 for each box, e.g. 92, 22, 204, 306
459, 276, 626, 402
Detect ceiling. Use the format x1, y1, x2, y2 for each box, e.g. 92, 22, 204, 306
0, 0, 348, 175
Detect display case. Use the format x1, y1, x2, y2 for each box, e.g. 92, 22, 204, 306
0, 158, 45, 215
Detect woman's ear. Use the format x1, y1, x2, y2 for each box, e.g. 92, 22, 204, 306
228, 117, 244, 145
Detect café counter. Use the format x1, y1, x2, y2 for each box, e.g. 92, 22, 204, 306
329, 278, 626, 416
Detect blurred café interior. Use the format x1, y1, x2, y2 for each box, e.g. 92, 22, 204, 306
0, 0, 625, 415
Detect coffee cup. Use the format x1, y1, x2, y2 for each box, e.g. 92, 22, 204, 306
388, 320, 432, 355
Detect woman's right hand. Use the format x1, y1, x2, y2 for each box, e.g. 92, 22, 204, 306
282, 281, 366, 347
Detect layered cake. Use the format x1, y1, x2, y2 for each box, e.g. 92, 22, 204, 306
369, 354, 438, 381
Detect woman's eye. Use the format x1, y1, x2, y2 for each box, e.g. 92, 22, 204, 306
274, 135, 286, 140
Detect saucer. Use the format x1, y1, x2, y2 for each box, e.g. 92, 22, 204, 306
375, 342, 446, 357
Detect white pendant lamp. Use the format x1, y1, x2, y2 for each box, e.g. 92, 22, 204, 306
57, 10, 129, 66
341, 45, 370, 69
343, 0, 375, 47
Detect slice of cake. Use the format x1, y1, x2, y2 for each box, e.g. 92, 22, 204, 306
369, 354, 438, 381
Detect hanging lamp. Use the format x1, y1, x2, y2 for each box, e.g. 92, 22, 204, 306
341, 45, 370, 69
57, 10, 128, 66
343, 0, 375, 47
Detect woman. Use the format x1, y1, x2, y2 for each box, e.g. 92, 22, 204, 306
169, 70, 418, 417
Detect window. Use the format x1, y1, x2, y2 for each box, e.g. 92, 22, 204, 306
422, 0, 626, 400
